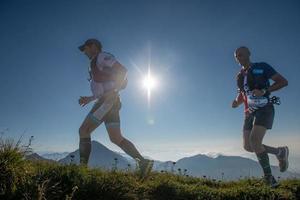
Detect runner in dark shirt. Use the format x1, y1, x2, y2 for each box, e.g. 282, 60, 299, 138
232, 46, 289, 187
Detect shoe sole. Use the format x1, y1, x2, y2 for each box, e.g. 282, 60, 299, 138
280, 146, 289, 172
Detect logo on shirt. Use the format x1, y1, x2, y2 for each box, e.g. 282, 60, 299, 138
252, 69, 264, 74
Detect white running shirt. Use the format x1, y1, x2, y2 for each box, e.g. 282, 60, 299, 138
90, 52, 117, 99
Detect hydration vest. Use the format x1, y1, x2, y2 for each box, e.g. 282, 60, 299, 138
236, 64, 271, 97
236, 64, 281, 108
89, 55, 128, 90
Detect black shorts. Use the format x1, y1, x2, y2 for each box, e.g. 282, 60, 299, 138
88, 95, 121, 128
243, 104, 275, 131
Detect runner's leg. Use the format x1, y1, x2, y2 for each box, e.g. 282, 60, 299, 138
106, 126, 144, 161
106, 125, 153, 178
263, 144, 279, 155
78, 103, 102, 165
250, 125, 272, 177
104, 97, 153, 178
243, 130, 253, 152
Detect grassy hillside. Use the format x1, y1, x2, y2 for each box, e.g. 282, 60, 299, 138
1, 138, 300, 200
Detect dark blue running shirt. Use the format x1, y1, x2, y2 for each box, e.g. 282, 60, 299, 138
244, 62, 277, 96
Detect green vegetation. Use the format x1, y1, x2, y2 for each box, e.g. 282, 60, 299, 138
1, 138, 300, 200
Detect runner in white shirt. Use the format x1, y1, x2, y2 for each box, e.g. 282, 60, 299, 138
78, 39, 153, 178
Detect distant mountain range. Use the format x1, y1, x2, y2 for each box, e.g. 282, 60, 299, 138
34, 141, 299, 180
26, 152, 54, 162
167, 154, 297, 180
41, 152, 70, 161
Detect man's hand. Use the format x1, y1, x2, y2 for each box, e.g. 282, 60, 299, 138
252, 89, 265, 97
232, 100, 240, 108
232, 93, 243, 108
79, 96, 94, 107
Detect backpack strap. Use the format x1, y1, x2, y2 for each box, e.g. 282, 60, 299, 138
236, 70, 245, 93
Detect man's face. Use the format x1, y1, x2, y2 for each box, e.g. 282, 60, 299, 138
234, 47, 250, 66
83, 44, 99, 60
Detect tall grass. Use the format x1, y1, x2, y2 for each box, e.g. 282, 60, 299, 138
1, 137, 300, 200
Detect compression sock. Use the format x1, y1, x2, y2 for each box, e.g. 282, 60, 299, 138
79, 137, 91, 165
256, 150, 272, 176
263, 145, 279, 155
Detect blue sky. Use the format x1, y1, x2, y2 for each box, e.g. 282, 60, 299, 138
0, 0, 299, 170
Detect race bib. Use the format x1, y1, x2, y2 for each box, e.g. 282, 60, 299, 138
247, 94, 268, 108
243, 72, 268, 110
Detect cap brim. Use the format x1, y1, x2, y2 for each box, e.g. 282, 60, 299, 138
78, 44, 85, 52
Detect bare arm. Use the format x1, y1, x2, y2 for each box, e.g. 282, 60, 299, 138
232, 92, 244, 108
252, 72, 288, 97
267, 73, 288, 93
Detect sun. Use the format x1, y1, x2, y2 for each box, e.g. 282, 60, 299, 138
143, 73, 157, 91
142, 69, 157, 107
